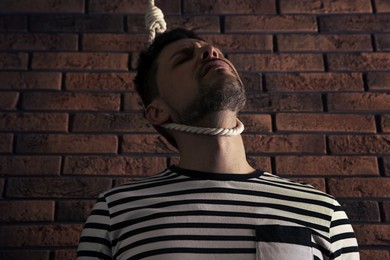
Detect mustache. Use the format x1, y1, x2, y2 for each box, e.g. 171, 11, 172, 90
196, 58, 236, 79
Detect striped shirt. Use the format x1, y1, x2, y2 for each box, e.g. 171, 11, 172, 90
77, 166, 359, 260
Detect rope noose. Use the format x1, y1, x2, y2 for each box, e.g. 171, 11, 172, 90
144, 0, 244, 136
145, 0, 167, 44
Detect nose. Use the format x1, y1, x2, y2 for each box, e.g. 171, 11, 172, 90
200, 44, 219, 60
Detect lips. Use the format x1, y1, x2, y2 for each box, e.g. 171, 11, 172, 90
200, 60, 231, 78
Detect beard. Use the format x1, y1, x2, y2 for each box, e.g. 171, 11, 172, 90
175, 72, 246, 125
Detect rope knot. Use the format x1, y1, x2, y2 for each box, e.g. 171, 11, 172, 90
145, 3, 167, 44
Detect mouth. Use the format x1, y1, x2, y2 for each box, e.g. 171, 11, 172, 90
199, 59, 232, 78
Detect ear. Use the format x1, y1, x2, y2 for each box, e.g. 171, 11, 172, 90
145, 99, 171, 126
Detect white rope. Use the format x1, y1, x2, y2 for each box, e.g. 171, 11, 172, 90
162, 118, 244, 136
145, 0, 167, 44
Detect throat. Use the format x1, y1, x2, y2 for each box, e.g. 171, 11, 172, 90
176, 134, 254, 174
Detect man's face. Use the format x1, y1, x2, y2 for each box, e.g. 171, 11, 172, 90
155, 38, 246, 125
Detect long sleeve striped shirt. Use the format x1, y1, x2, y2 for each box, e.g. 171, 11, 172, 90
77, 166, 359, 260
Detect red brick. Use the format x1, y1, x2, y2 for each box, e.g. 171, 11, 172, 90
56, 200, 95, 221
328, 178, 390, 198
0, 156, 61, 176
0, 178, 4, 197
0, 112, 68, 132
63, 156, 167, 176
328, 93, 390, 112
367, 73, 390, 90
239, 114, 272, 133
23, 92, 120, 111
354, 224, 390, 245
265, 73, 363, 92
276, 113, 376, 133
0, 92, 18, 109
329, 135, 390, 154
384, 157, 390, 176
164, 16, 220, 33
30, 15, 123, 32
0, 224, 82, 247
328, 53, 390, 71
130, 51, 141, 70
83, 34, 146, 51
247, 156, 271, 172
0, 52, 28, 69
278, 34, 371, 52
6, 178, 112, 198
72, 113, 153, 132
320, 14, 390, 32
229, 54, 323, 72
376, 34, 390, 51
90, 0, 181, 14
0, 72, 61, 90
184, 0, 276, 14
127, 15, 218, 33
375, 0, 390, 13
122, 134, 177, 153
0, 15, 27, 32
123, 92, 144, 111
383, 201, 390, 221
16, 134, 118, 154
0, 134, 13, 153
0, 251, 49, 260
169, 156, 180, 166
288, 177, 326, 192
31, 52, 128, 70
66, 72, 135, 91
360, 250, 390, 260
280, 0, 372, 13
276, 156, 378, 176
114, 177, 135, 187
0, 0, 84, 13
243, 134, 325, 154
0, 34, 77, 51
225, 15, 317, 33
200, 34, 272, 52
239, 72, 263, 92
0, 200, 54, 221
383, 115, 390, 132
340, 201, 380, 222
244, 93, 323, 112
54, 250, 77, 260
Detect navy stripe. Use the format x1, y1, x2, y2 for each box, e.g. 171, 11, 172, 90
77, 250, 111, 259
111, 198, 331, 221
115, 234, 255, 258
330, 246, 360, 259
331, 232, 357, 243
79, 236, 111, 247
110, 209, 330, 233
256, 225, 312, 246
112, 222, 330, 247
128, 247, 256, 260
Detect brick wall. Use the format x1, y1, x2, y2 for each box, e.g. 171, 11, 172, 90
0, 0, 389, 259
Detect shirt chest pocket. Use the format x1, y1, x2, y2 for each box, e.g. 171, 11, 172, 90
256, 225, 313, 260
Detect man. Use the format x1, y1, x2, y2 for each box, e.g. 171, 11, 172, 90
77, 28, 359, 260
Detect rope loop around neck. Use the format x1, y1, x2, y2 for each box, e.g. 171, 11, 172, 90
145, 0, 167, 44
162, 119, 245, 136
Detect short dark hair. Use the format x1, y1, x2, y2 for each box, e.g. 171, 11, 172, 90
133, 28, 203, 148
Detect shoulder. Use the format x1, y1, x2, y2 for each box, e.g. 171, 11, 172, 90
259, 171, 338, 207
100, 168, 181, 201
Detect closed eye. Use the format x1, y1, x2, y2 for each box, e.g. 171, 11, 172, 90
171, 46, 195, 69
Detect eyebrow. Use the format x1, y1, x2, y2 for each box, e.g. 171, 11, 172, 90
169, 45, 194, 61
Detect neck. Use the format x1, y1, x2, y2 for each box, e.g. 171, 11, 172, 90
173, 129, 255, 174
